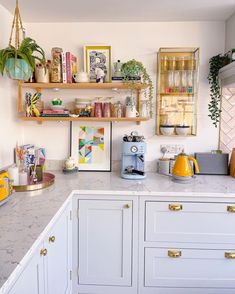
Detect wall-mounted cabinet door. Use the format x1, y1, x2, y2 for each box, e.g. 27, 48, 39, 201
7, 241, 45, 294
45, 203, 72, 294
78, 199, 133, 286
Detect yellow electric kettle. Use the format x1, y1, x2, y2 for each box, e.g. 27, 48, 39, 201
172, 152, 199, 179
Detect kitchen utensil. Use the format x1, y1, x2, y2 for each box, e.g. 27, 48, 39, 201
157, 158, 170, 175
172, 152, 199, 180
0, 170, 13, 205
194, 152, 229, 175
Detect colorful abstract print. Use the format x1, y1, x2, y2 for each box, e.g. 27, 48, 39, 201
78, 126, 104, 164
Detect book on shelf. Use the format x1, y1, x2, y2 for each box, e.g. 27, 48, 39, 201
43, 109, 69, 115
66, 52, 78, 83
40, 113, 70, 117
61, 52, 67, 84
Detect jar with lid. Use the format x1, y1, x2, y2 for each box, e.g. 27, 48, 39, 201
75, 98, 92, 117
51, 47, 63, 83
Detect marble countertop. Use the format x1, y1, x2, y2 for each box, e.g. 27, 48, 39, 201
1, 171, 235, 289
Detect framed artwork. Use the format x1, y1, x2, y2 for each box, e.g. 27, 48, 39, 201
71, 122, 112, 171
84, 45, 112, 82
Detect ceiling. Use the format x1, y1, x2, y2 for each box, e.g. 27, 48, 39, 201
0, 0, 235, 22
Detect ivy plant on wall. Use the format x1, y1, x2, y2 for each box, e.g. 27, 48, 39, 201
208, 53, 230, 127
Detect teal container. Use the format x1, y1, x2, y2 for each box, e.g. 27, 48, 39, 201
5, 58, 31, 81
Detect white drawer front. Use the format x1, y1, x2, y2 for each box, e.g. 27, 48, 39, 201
145, 247, 235, 288
145, 201, 235, 244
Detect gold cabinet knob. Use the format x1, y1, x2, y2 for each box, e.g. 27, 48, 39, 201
225, 252, 235, 259
124, 204, 130, 209
40, 248, 47, 256
168, 250, 182, 258
227, 206, 235, 213
49, 236, 56, 243
169, 204, 183, 211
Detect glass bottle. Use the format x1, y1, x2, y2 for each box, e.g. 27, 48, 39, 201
51, 47, 63, 83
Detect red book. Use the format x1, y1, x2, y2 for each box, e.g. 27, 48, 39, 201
43, 110, 65, 114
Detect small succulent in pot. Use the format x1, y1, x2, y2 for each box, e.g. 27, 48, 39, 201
121, 59, 153, 117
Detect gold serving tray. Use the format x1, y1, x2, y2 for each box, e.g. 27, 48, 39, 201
13, 172, 55, 192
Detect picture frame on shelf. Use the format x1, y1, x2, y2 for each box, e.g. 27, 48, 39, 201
84, 45, 112, 83
71, 121, 112, 171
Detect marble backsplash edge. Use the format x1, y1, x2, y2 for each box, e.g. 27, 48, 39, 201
46, 159, 158, 172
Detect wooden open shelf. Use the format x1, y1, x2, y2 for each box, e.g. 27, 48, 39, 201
20, 116, 149, 124
19, 82, 148, 90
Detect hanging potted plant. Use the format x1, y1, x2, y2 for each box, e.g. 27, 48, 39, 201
208, 53, 230, 127
0, 0, 46, 81
121, 59, 153, 117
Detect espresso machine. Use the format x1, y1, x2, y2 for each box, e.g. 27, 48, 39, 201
121, 132, 146, 180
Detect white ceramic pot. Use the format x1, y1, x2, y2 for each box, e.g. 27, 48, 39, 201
176, 126, 190, 136
160, 126, 175, 136
125, 106, 139, 118
74, 72, 89, 83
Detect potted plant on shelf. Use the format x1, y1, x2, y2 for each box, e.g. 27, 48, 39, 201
121, 59, 153, 117
208, 53, 230, 127
0, 37, 46, 81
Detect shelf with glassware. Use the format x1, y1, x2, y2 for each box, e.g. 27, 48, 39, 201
156, 47, 199, 136
17, 81, 150, 124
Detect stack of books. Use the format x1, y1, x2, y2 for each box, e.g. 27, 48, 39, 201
41, 110, 70, 117
61, 52, 78, 83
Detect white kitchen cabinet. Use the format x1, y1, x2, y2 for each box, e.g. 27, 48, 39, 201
5, 200, 72, 294
45, 202, 72, 294
145, 201, 235, 244
139, 199, 235, 294
6, 241, 45, 294
76, 197, 138, 294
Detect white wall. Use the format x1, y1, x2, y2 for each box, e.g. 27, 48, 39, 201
0, 5, 22, 169
22, 21, 225, 162
226, 12, 235, 51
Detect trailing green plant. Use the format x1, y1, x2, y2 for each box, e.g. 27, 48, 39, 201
0, 37, 46, 75
208, 53, 230, 127
121, 59, 154, 117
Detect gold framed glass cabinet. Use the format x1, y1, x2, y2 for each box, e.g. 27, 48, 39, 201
156, 47, 199, 136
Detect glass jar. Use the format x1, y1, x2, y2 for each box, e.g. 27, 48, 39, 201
51, 47, 63, 83
161, 56, 168, 71
140, 100, 149, 117
114, 101, 123, 118
75, 99, 92, 117
168, 57, 176, 71
177, 56, 186, 70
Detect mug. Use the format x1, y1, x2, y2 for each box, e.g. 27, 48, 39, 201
125, 106, 139, 118
73, 72, 89, 83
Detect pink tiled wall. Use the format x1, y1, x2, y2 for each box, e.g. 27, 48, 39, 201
220, 88, 235, 153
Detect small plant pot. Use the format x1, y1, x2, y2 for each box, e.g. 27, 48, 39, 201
160, 125, 175, 136
5, 58, 31, 81
175, 125, 190, 136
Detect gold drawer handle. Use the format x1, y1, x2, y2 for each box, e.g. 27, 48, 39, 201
225, 252, 235, 259
49, 236, 56, 243
124, 204, 130, 209
168, 250, 182, 258
169, 204, 183, 211
40, 248, 47, 256
227, 206, 235, 213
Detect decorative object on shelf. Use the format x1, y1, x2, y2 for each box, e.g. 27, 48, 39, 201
113, 60, 123, 78
74, 98, 92, 117
113, 101, 123, 118
73, 71, 89, 83
0, 1, 45, 81
121, 131, 146, 180
35, 62, 50, 83
125, 95, 139, 118
95, 67, 105, 83
51, 47, 63, 83
208, 53, 230, 127
140, 100, 149, 117
84, 45, 111, 82
25, 92, 41, 117
121, 59, 153, 117
71, 122, 112, 171
157, 48, 199, 136
160, 124, 175, 136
